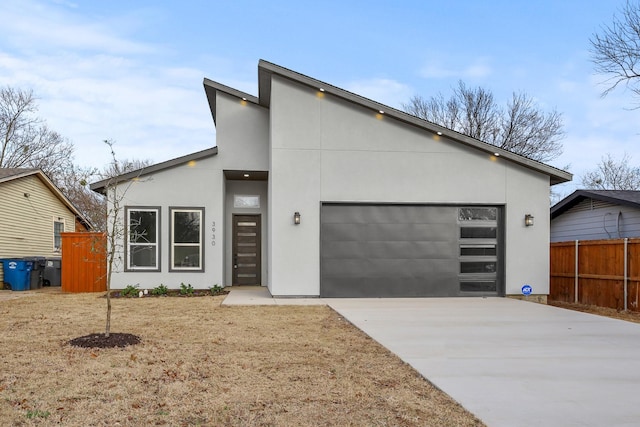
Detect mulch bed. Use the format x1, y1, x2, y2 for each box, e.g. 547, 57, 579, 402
68, 332, 141, 348
108, 289, 229, 298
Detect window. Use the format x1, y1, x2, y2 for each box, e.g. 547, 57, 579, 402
126, 207, 160, 271
234, 195, 260, 208
170, 207, 204, 271
53, 219, 64, 252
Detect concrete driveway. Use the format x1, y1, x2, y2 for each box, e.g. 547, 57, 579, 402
326, 297, 640, 427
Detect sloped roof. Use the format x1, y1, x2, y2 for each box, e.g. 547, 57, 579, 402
0, 168, 92, 229
204, 59, 572, 186
0, 168, 40, 180
90, 146, 218, 193
551, 190, 640, 219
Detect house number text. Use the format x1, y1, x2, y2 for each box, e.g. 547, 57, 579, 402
211, 221, 216, 246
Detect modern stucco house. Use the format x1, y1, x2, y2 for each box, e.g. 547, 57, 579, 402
551, 190, 640, 242
91, 60, 571, 299
0, 168, 91, 285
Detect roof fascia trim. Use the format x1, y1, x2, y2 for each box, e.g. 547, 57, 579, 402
1, 169, 92, 229
90, 146, 218, 193
203, 78, 260, 125
257, 59, 572, 186
0, 169, 40, 184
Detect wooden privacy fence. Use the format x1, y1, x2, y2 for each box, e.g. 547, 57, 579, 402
61, 232, 107, 292
550, 238, 640, 312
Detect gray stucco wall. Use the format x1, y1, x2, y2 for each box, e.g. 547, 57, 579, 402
268, 76, 551, 297
109, 155, 224, 290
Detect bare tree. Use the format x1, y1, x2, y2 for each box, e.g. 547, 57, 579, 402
100, 140, 147, 337
54, 164, 105, 230
590, 1, 640, 104
0, 86, 75, 176
403, 81, 564, 162
54, 154, 152, 232
581, 153, 640, 190
100, 158, 151, 181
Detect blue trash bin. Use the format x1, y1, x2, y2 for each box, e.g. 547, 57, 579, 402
1, 259, 33, 291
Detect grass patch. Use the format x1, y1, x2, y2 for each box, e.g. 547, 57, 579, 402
549, 300, 640, 323
0, 292, 483, 426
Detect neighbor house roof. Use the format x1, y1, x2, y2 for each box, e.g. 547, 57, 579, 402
0, 168, 92, 230
203, 60, 572, 186
90, 146, 218, 193
551, 190, 640, 219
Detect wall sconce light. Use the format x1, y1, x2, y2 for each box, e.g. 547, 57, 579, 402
294, 212, 301, 225
524, 214, 534, 227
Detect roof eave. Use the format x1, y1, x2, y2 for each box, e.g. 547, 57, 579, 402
203, 78, 259, 125
6, 169, 93, 230
90, 146, 219, 193
256, 60, 572, 186
551, 190, 640, 218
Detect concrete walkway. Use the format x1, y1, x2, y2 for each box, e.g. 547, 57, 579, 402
224, 287, 640, 427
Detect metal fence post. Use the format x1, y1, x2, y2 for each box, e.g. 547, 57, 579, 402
624, 238, 628, 312
575, 240, 579, 304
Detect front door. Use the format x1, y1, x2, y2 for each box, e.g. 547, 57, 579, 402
232, 214, 261, 285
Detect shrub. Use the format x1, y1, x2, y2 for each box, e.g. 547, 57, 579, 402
209, 284, 224, 295
179, 283, 194, 296
121, 284, 139, 298
151, 284, 169, 296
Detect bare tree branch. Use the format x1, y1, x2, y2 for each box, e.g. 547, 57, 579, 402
590, 1, 640, 105
402, 82, 564, 162
581, 153, 640, 190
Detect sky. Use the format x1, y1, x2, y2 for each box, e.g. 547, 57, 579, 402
0, 0, 638, 201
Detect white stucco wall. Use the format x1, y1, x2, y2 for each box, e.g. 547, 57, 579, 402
215, 93, 269, 171
268, 76, 552, 296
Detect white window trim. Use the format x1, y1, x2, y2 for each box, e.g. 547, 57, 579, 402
53, 217, 65, 253
126, 207, 160, 272
170, 207, 204, 272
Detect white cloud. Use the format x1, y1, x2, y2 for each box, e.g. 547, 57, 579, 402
419, 57, 493, 80
0, 0, 155, 55
344, 78, 413, 109
0, 0, 258, 169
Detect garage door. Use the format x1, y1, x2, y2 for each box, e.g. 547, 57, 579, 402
320, 204, 503, 297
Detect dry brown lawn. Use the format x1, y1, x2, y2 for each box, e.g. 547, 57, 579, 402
0, 291, 484, 426
549, 300, 640, 324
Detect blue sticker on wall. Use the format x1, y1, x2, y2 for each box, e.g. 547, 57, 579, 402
522, 285, 532, 295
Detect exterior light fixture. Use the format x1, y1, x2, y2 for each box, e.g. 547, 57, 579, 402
319, 88, 325, 92
436, 131, 443, 136
379, 110, 385, 114
494, 152, 500, 157
294, 212, 301, 225
243, 173, 250, 178
524, 214, 534, 227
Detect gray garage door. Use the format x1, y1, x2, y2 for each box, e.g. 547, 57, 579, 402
320, 204, 503, 298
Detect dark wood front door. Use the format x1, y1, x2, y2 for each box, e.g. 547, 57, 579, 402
232, 214, 261, 285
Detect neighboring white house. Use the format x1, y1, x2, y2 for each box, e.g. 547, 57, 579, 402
551, 190, 640, 242
91, 60, 571, 298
